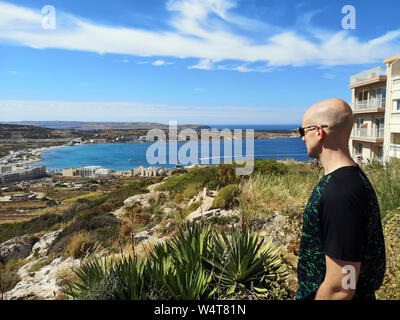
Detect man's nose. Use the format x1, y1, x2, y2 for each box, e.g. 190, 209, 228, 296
301, 136, 306, 142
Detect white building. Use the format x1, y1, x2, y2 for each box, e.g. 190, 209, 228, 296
77, 166, 113, 178
0, 166, 47, 184
78, 166, 103, 178
383, 54, 400, 161
348, 53, 400, 163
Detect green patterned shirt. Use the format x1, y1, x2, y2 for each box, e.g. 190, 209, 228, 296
296, 166, 386, 300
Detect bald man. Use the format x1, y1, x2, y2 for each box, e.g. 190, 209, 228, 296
296, 99, 386, 300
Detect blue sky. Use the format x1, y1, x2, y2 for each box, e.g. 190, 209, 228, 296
1, 0, 400, 124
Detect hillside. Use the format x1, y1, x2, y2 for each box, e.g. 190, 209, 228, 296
2, 121, 209, 130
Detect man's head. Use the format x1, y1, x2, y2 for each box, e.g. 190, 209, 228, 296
301, 98, 354, 159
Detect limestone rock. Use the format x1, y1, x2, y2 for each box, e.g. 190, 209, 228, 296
132, 231, 150, 242
187, 208, 239, 223
27, 230, 62, 260
0, 236, 36, 264
5, 257, 81, 300
186, 188, 219, 222
123, 191, 169, 210
112, 207, 125, 218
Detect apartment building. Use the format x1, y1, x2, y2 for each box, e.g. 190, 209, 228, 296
62, 168, 80, 177
0, 166, 47, 184
383, 54, 400, 161
349, 66, 386, 163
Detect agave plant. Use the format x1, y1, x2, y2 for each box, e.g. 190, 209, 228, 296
203, 227, 283, 297
63, 256, 155, 300
115, 256, 149, 300
164, 263, 215, 300
62, 222, 287, 300
150, 222, 216, 300
167, 222, 214, 270
62, 257, 120, 300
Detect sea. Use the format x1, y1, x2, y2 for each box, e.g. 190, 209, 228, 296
31, 124, 311, 171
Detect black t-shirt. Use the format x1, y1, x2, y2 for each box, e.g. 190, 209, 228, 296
296, 165, 386, 300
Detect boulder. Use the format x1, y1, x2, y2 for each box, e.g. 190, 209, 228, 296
0, 236, 36, 264
186, 188, 219, 222
123, 191, 169, 209
5, 257, 81, 300
132, 231, 150, 242
27, 230, 62, 260
187, 208, 239, 223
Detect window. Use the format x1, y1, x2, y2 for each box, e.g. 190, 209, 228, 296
372, 88, 382, 98
357, 143, 363, 155
397, 100, 400, 111
377, 147, 383, 159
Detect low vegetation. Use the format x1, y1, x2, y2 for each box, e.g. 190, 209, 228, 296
62, 222, 291, 300
0, 258, 25, 299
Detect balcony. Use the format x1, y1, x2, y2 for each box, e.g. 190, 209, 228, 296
351, 127, 385, 143
351, 98, 386, 113
349, 66, 387, 88
390, 144, 400, 158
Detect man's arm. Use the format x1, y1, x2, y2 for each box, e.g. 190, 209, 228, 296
315, 255, 361, 300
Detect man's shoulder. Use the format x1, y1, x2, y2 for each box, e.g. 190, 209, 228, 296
325, 166, 367, 191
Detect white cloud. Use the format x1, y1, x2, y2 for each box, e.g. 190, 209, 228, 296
188, 59, 214, 70
0, 0, 399, 71
218, 64, 273, 73
152, 60, 174, 66
8, 71, 19, 75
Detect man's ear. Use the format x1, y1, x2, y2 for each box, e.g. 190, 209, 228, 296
317, 125, 325, 141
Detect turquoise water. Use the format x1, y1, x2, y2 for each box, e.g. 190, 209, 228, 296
33, 138, 310, 171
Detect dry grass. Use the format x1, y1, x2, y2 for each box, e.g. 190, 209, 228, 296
239, 173, 316, 219
66, 232, 95, 259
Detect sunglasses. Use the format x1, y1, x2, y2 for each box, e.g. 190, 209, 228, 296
298, 125, 328, 137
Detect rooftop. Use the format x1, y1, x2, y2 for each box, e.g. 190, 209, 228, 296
349, 66, 387, 88
384, 54, 400, 64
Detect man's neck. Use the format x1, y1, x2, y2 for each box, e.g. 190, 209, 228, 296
319, 149, 357, 176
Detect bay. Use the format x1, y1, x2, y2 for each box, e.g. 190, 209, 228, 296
32, 138, 310, 171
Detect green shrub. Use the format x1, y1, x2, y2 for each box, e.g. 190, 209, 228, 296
203, 227, 286, 298
254, 159, 289, 176
212, 184, 240, 209
63, 222, 289, 300
181, 201, 202, 219
364, 159, 400, 217
183, 182, 202, 199
156, 164, 242, 196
